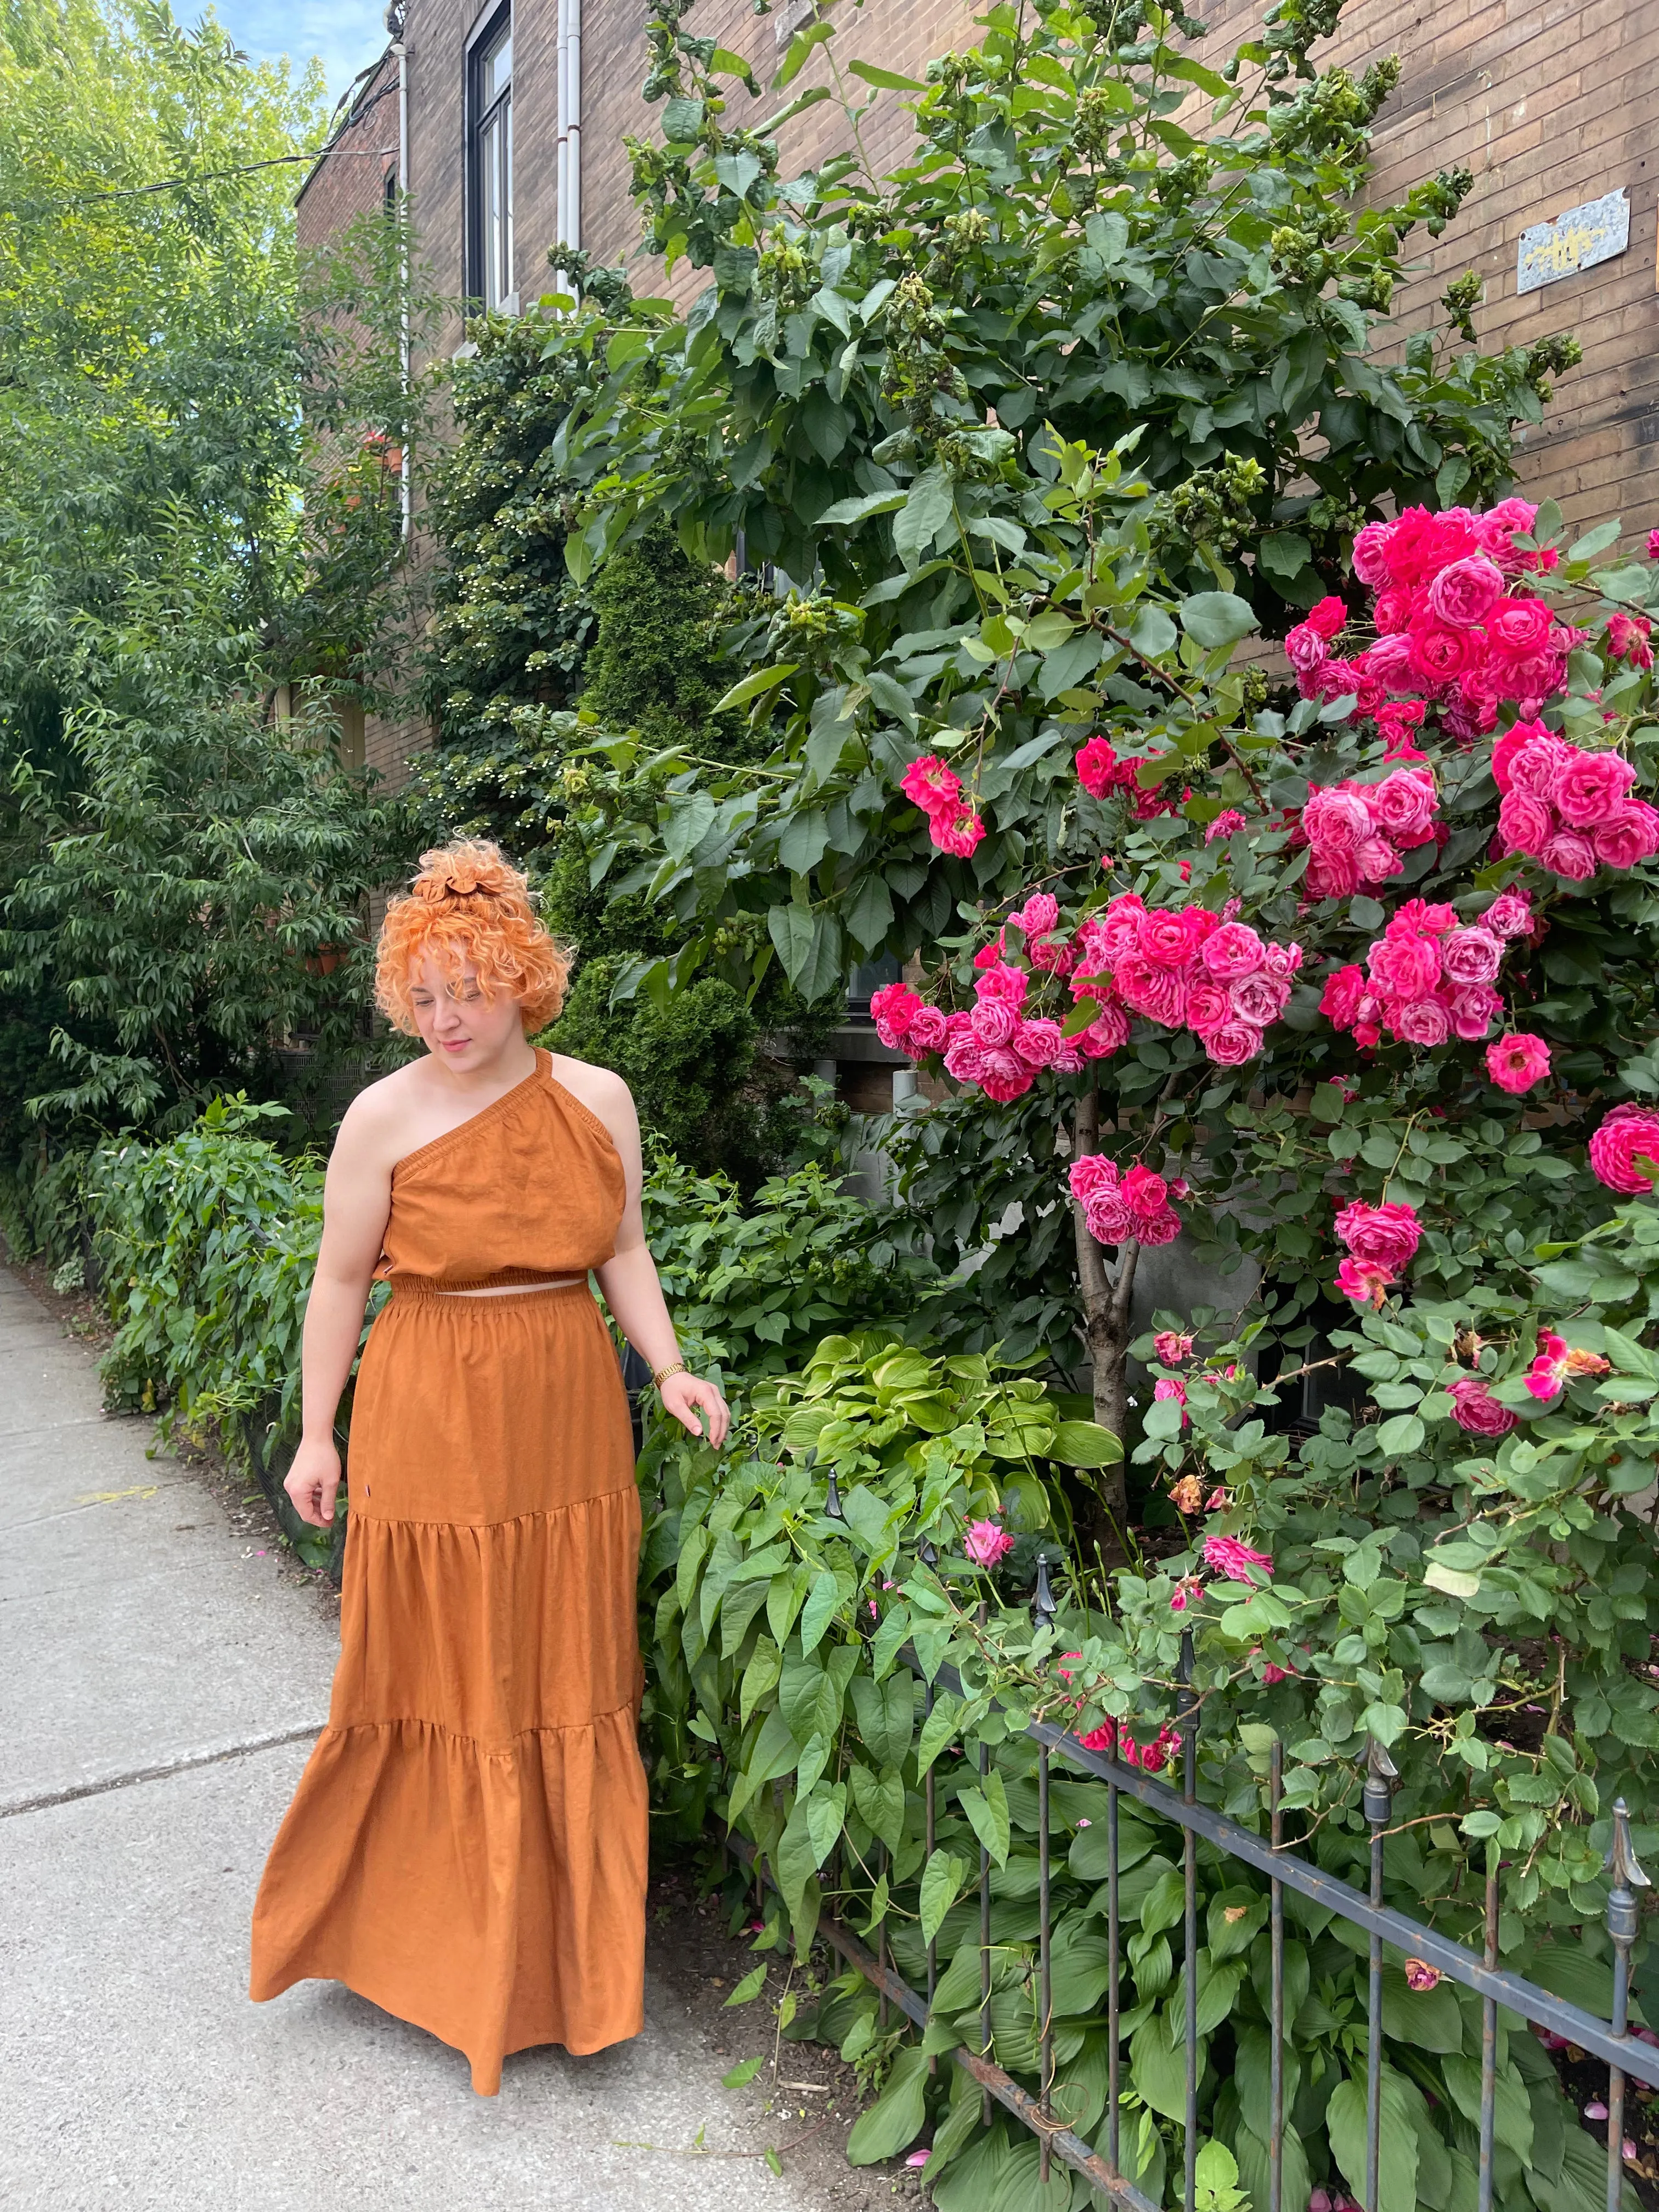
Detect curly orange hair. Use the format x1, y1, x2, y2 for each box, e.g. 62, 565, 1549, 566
375, 840, 572, 1035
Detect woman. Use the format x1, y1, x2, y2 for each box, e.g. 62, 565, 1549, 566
250, 839, 727, 2095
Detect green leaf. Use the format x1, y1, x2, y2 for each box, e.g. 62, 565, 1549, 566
1376, 1413, 1426, 1454
958, 1769, 1012, 1866
724, 1963, 769, 2006
661, 95, 705, 142
798, 1567, 844, 1655
849, 1762, 907, 1851
919, 1848, 967, 1943
714, 662, 798, 714
917, 1690, 961, 1776
845, 2045, 929, 2163
721, 2054, 765, 2087
893, 466, 956, 568
1328, 2072, 1419, 2212
1179, 592, 1258, 650
1259, 530, 1312, 583
804, 1780, 847, 1866
1128, 2006, 1190, 2120
847, 58, 927, 89
817, 489, 908, 528
766, 905, 844, 1002
1047, 1418, 1122, 1468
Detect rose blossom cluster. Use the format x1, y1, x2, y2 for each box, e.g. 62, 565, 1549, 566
1073, 1715, 1182, 1774
1299, 767, 1439, 898
1332, 1198, 1422, 1307
1074, 735, 1181, 821
1069, 1154, 1182, 1248
899, 754, 985, 857
1071, 893, 1304, 1068
1589, 1104, 1659, 1194
1287, 502, 1579, 741
871, 953, 1090, 1105
1491, 720, 1659, 881
1318, 893, 1531, 1051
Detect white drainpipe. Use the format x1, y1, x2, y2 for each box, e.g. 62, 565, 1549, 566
556, 0, 582, 295
386, 1, 411, 538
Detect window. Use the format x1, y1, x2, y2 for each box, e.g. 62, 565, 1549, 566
468, 10, 514, 311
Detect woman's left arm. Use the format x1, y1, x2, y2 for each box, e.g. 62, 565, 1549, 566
587, 1070, 730, 1449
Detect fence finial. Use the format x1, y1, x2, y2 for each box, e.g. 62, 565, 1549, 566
1031, 1549, 1058, 1629
1363, 1733, 1398, 1827
1605, 1799, 1650, 1942
823, 1466, 845, 1520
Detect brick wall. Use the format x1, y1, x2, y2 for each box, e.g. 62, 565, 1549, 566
1197, 0, 1659, 541
301, 0, 1659, 783
296, 52, 402, 256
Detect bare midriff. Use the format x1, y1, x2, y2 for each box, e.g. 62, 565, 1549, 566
437, 1277, 586, 1297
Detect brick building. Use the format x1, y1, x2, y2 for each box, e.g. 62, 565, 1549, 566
296, 0, 1659, 1114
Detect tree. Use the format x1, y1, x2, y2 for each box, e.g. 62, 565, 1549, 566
0, 0, 428, 1156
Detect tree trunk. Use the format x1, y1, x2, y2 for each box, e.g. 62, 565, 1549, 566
1070, 1084, 1137, 1553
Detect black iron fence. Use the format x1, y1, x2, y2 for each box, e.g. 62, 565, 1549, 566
732, 1610, 1657, 2212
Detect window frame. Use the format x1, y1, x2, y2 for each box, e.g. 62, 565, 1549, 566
464, 2, 515, 313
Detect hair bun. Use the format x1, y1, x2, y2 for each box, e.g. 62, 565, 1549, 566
409, 840, 522, 906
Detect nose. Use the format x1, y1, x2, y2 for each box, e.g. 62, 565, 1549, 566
432, 996, 466, 1033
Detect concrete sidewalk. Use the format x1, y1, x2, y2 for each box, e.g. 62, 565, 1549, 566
0, 1266, 813, 2211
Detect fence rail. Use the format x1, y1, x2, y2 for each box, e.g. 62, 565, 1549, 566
731, 1605, 1655, 2212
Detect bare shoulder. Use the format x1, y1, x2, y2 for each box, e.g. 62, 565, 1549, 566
546, 1053, 636, 1132
331, 1062, 428, 1166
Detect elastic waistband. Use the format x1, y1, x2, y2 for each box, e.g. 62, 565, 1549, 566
387, 1275, 592, 1304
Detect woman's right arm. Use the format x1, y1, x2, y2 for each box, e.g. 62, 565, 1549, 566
284, 1098, 396, 1529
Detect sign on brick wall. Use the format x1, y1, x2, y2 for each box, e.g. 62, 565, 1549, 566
1516, 188, 1630, 295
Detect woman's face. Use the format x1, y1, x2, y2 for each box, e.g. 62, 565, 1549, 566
408, 956, 525, 1072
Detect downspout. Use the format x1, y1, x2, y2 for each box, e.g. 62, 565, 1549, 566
386, 0, 411, 539
555, 0, 582, 296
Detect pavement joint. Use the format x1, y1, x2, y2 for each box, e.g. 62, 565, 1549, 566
0, 1720, 326, 1821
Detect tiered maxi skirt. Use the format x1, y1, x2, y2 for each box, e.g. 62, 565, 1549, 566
250, 1280, 648, 2094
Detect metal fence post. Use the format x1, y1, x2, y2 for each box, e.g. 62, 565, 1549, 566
1180, 1629, 1198, 2212
1605, 1799, 1650, 2212
1363, 1735, 1398, 2212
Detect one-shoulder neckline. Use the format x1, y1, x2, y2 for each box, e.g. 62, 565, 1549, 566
390, 1050, 551, 1179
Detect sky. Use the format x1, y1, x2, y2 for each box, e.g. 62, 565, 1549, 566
205, 0, 391, 108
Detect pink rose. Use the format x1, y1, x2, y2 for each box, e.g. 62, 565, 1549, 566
1085, 1189, 1137, 1243
1305, 848, 1362, 901
1013, 1018, 1065, 1067
1371, 585, 1416, 635
1093, 898, 1146, 963
1122, 1164, 1170, 1219
1203, 1533, 1273, 1585
963, 1519, 1015, 1567
1367, 932, 1442, 1001
1068, 1155, 1119, 1204
1594, 801, 1659, 871
944, 1033, 988, 1083
1154, 1330, 1194, 1363
1368, 769, 1437, 844
1307, 595, 1348, 640
1486, 597, 1553, 656
1205, 809, 1248, 843
1285, 622, 1329, 676
1390, 996, 1452, 1046
1011, 890, 1060, 939
1135, 1207, 1182, 1246
975, 961, 1029, 1008
1351, 521, 1395, 586
1229, 971, 1290, 1027
1409, 623, 1481, 686
1498, 652, 1559, 709
970, 997, 1020, 1048
1201, 1019, 1265, 1066
1075, 736, 1119, 798
932, 806, 985, 857
1355, 836, 1403, 884
1137, 906, 1203, 967
1183, 979, 1232, 1035
1589, 1105, 1659, 1194
1541, 830, 1598, 881
1509, 735, 1573, 802
1199, 922, 1265, 981
1334, 1198, 1423, 1269
1440, 927, 1503, 986
1077, 1005, 1129, 1059
1486, 1032, 1550, 1094
1553, 749, 1638, 830
1114, 952, 1186, 1028
1336, 1255, 1396, 1308
906, 1003, 951, 1054
1496, 789, 1554, 858
1448, 1375, 1517, 1437
1320, 964, 1365, 1028
1483, 891, 1533, 939
1263, 940, 1303, 980
870, 981, 922, 1046
1303, 785, 1373, 854
1356, 634, 1418, 692
901, 755, 962, 813
1388, 506, 1477, 585
1491, 719, 1552, 794
1447, 984, 1502, 1041
1427, 554, 1505, 629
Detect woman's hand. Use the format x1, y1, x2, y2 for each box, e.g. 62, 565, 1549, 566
660, 1372, 730, 1449
285, 1436, 343, 1527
